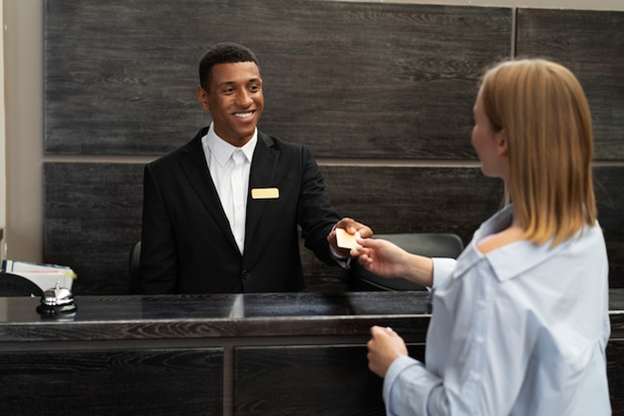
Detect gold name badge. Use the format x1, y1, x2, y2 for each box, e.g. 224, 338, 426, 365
251, 188, 279, 199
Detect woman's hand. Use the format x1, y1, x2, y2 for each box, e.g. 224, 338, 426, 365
367, 325, 409, 378
350, 237, 408, 278
351, 237, 434, 287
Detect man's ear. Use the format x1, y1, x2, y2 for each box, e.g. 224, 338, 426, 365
496, 129, 508, 157
196, 85, 210, 110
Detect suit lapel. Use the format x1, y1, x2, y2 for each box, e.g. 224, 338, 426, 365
244, 131, 280, 252
179, 130, 239, 252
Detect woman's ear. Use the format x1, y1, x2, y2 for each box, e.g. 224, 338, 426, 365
496, 129, 508, 157
196, 86, 210, 110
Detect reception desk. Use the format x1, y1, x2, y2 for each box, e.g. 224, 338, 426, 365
1, 290, 622, 415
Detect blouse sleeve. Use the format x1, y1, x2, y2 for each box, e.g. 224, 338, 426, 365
383, 356, 448, 416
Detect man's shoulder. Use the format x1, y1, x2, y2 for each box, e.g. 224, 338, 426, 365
149, 128, 207, 167
258, 129, 309, 154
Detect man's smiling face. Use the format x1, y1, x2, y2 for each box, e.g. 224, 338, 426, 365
197, 61, 264, 147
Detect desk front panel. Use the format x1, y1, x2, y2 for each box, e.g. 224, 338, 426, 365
0, 348, 223, 416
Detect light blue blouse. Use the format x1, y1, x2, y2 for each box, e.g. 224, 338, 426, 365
383, 205, 611, 416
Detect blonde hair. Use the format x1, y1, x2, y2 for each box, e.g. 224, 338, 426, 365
479, 58, 597, 246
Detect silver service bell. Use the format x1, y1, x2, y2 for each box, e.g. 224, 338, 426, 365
36, 282, 77, 316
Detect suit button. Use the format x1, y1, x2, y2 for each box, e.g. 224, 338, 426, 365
242, 270, 251, 280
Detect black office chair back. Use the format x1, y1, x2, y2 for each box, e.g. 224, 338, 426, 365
128, 241, 142, 293
0, 272, 44, 297
351, 233, 464, 291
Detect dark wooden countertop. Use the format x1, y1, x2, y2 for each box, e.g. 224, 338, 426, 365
0, 289, 622, 416
0, 289, 622, 343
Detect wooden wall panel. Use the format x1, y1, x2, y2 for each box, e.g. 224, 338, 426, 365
594, 166, 624, 288
608, 340, 624, 415
43, 163, 503, 294
303, 164, 504, 291
44, 0, 511, 159
42, 2, 624, 295
234, 345, 425, 416
0, 348, 223, 416
44, 163, 623, 294
44, 163, 143, 295
516, 9, 624, 160
312, 165, 624, 289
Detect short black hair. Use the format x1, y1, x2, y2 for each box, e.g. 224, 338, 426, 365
198, 42, 260, 90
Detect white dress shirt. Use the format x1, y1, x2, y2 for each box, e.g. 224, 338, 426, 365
383, 205, 611, 416
201, 123, 257, 254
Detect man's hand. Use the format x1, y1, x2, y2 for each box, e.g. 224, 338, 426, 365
327, 217, 373, 258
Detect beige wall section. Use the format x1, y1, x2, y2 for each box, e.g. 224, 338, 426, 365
3, 0, 624, 263
0, 1, 4, 262
4, 0, 43, 262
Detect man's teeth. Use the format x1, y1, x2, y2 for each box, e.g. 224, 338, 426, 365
234, 112, 253, 118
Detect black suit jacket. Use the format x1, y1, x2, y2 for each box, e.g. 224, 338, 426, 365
135, 127, 342, 294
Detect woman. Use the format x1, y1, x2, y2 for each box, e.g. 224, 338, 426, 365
352, 59, 611, 416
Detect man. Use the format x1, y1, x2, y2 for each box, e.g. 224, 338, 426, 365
134, 42, 371, 294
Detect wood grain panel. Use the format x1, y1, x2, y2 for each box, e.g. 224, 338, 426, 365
43, 163, 502, 294
234, 344, 425, 416
302, 164, 504, 291
0, 293, 620, 415
594, 166, 624, 288
234, 342, 624, 416
516, 9, 624, 160
0, 348, 223, 416
323, 165, 503, 237
43, 163, 623, 294
44, 0, 511, 159
43, 162, 143, 295
318, 164, 624, 289
608, 340, 624, 415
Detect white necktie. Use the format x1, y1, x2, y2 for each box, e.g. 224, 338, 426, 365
230, 150, 247, 254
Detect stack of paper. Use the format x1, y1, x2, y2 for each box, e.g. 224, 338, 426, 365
1, 260, 76, 291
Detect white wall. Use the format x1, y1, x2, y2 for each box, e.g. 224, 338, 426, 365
2, 0, 623, 263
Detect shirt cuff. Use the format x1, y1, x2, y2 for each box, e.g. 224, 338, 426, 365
431, 257, 457, 290
330, 246, 351, 269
